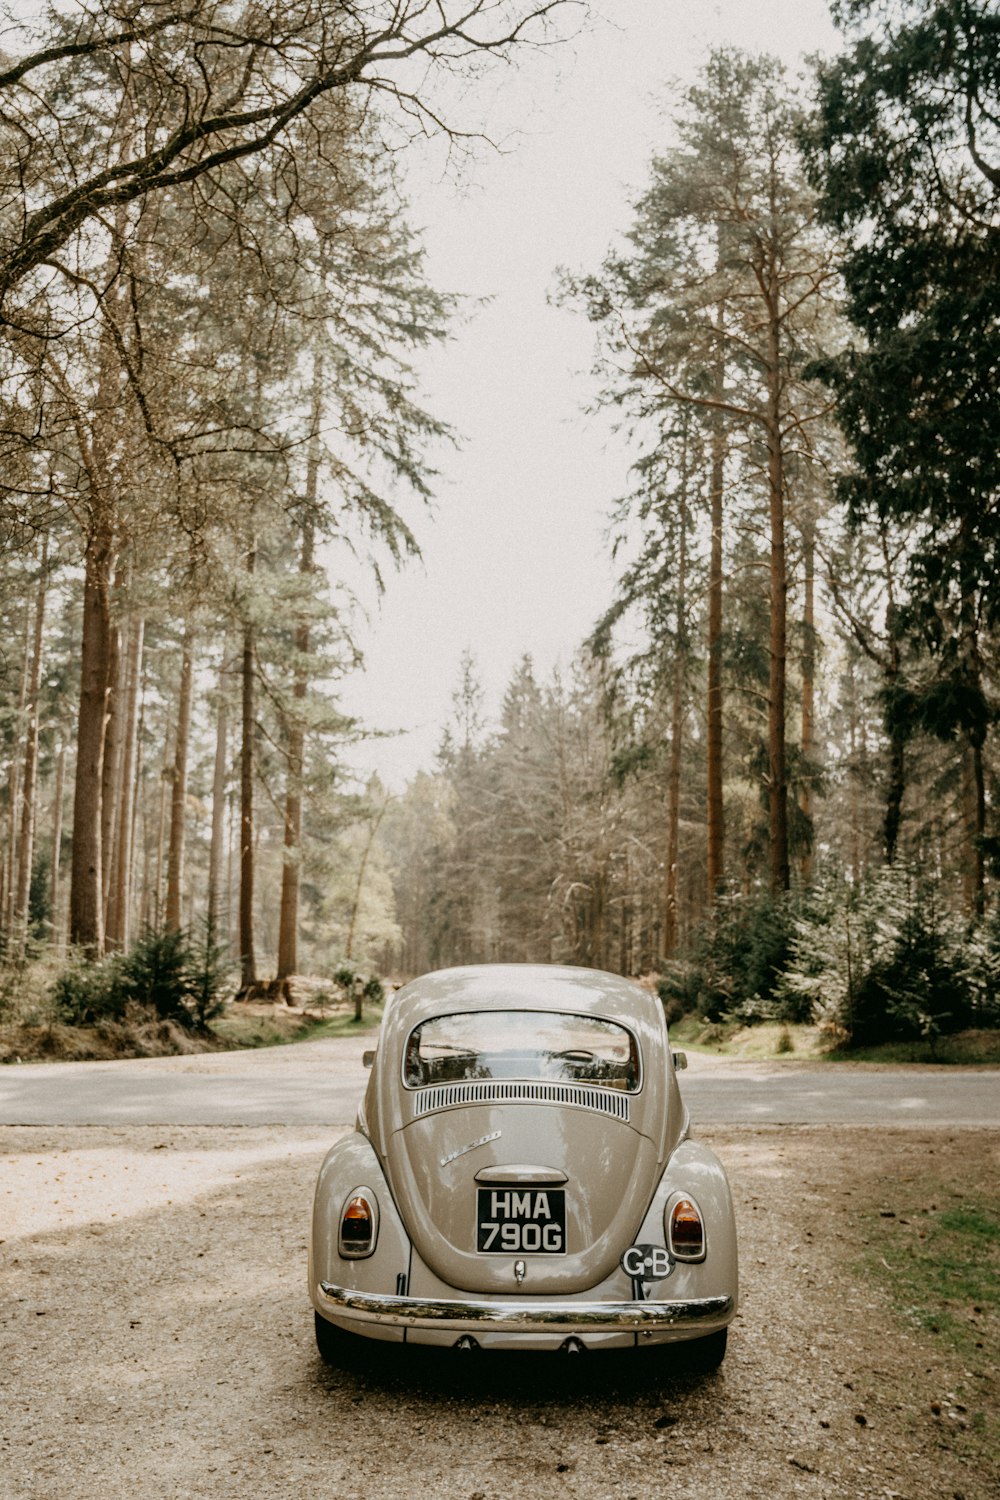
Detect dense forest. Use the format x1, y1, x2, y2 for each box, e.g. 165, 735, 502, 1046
2, 0, 999, 1053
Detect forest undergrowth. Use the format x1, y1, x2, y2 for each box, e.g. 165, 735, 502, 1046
0, 933, 384, 1063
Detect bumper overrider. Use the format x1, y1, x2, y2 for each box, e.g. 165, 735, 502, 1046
317, 1282, 734, 1334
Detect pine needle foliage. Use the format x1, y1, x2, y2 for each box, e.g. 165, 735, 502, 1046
659, 889, 799, 1024
780, 865, 1000, 1048
53, 926, 231, 1032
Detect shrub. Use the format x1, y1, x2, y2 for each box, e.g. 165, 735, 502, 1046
851, 905, 971, 1048
683, 891, 797, 1023
180, 920, 231, 1029
362, 975, 385, 1006
119, 928, 193, 1025
963, 908, 1000, 1030
656, 962, 701, 1024
52, 925, 231, 1034
779, 865, 981, 1049
53, 954, 128, 1026
333, 964, 385, 1021
333, 963, 358, 993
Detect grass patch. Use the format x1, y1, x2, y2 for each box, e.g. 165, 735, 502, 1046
891, 1205, 1000, 1351
1, 1013, 220, 1063
826, 1030, 1000, 1065
301, 1006, 383, 1040
209, 1012, 319, 1049
210, 1001, 383, 1048
667, 1013, 1000, 1065
668, 1014, 828, 1058
2, 1002, 385, 1062
862, 1185, 999, 1456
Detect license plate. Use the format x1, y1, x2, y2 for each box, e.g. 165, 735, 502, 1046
476, 1187, 566, 1254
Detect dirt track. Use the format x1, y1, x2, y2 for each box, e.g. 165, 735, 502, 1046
2, 1124, 997, 1500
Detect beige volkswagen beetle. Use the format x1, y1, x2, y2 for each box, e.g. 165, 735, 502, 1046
310, 964, 738, 1365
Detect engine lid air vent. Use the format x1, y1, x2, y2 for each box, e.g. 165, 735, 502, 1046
411, 1079, 631, 1122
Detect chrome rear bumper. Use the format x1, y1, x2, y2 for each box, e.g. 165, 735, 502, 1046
317, 1282, 733, 1334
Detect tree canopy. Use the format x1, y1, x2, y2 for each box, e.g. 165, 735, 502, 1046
804, 0, 1000, 908
0, 0, 580, 310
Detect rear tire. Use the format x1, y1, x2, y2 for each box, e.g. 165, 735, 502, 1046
314, 1311, 352, 1367
687, 1326, 727, 1371
315, 1311, 394, 1373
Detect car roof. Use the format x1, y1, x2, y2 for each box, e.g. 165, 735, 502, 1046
385, 963, 664, 1032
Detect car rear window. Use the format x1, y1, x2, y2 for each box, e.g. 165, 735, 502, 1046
403, 1010, 641, 1091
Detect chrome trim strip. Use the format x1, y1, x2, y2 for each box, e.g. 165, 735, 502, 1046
412, 1080, 631, 1122
317, 1283, 733, 1333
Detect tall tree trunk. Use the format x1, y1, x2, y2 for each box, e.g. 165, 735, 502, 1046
845, 660, 862, 885
277, 362, 322, 981
70, 526, 116, 952
153, 733, 170, 929
706, 318, 726, 903
959, 561, 986, 917
275, 581, 309, 981
764, 283, 789, 894
618, 849, 631, 977
968, 734, 986, 918
345, 797, 390, 963
100, 603, 123, 926
664, 474, 688, 957
239, 547, 257, 991
66, 262, 130, 951
207, 670, 228, 942
140, 806, 153, 933
2, 601, 31, 937
106, 614, 144, 950
594, 866, 606, 970
164, 627, 195, 932
878, 523, 907, 865
13, 542, 48, 953
960, 743, 983, 918
131, 657, 148, 936
50, 743, 66, 951
799, 517, 816, 886
68, 222, 129, 953
227, 787, 236, 955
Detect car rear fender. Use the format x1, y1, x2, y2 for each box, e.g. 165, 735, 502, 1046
629, 1139, 739, 1312
310, 1132, 411, 1329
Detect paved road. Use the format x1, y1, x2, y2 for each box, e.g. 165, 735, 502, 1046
679, 1063, 1000, 1128
0, 1036, 997, 1126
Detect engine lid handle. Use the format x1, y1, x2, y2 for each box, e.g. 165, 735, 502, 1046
474, 1164, 569, 1184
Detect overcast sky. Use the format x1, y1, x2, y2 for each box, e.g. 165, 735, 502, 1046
337, 0, 841, 788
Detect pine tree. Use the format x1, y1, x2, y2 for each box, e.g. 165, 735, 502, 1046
805, 0, 1000, 912
565, 49, 840, 895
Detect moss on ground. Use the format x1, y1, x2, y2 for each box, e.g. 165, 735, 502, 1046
859, 1178, 1000, 1467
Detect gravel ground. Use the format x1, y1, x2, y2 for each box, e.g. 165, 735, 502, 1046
2, 1123, 997, 1500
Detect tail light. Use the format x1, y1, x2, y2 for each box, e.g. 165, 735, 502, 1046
338, 1189, 379, 1258
667, 1196, 706, 1261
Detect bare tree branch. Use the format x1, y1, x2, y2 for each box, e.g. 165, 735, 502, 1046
0, 0, 583, 307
